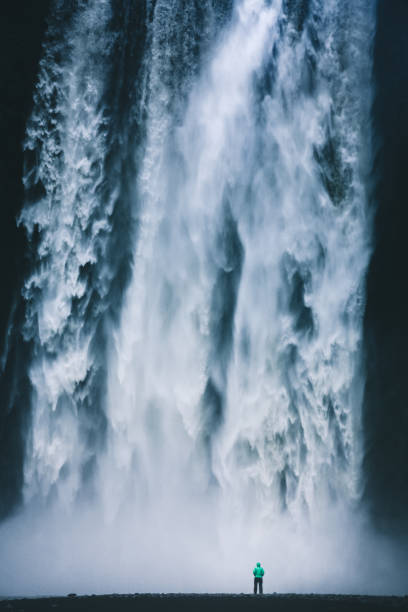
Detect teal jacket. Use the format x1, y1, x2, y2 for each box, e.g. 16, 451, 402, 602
253, 563, 264, 578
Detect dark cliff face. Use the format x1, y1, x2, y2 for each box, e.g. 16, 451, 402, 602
0, 2, 52, 335
362, 0, 408, 531
0, 1, 52, 518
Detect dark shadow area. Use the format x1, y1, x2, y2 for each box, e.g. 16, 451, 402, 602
362, 0, 408, 532
201, 202, 244, 444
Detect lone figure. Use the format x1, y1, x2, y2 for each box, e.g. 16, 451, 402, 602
253, 562, 264, 594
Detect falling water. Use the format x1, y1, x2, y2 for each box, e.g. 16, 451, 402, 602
0, 0, 392, 597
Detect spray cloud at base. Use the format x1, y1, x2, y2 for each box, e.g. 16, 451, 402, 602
1, 496, 408, 596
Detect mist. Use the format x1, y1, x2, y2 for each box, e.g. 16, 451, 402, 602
1, 498, 407, 596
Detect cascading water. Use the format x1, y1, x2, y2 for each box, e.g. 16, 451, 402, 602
20, 0, 114, 507
4, 0, 403, 598
103, 0, 373, 545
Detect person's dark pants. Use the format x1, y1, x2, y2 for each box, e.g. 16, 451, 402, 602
254, 577, 263, 594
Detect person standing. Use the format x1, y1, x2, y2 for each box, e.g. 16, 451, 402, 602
253, 562, 264, 594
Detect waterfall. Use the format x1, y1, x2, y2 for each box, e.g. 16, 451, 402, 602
103, 0, 374, 525
1, 0, 393, 597
19, 0, 146, 506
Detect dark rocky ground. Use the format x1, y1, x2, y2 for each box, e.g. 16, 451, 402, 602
1, 594, 408, 612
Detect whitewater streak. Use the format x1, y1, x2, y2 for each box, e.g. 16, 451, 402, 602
2, 0, 395, 597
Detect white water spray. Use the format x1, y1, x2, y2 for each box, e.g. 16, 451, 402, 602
20, 0, 115, 506
100, 0, 376, 590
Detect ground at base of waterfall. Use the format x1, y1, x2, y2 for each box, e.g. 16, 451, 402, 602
1, 593, 408, 612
